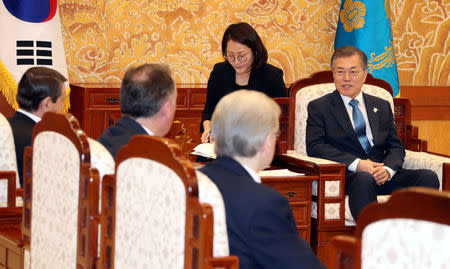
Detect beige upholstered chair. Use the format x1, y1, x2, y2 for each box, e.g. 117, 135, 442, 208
195, 170, 230, 257
88, 138, 115, 182
99, 135, 238, 269
21, 111, 101, 269
0, 113, 20, 207
328, 187, 450, 269
273, 70, 450, 265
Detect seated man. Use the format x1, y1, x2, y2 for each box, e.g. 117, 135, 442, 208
8, 67, 67, 187
98, 63, 177, 158
306, 45, 439, 219
200, 90, 324, 269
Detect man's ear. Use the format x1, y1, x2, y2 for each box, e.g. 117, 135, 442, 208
39, 96, 52, 112
158, 100, 171, 119
261, 133, 274, 154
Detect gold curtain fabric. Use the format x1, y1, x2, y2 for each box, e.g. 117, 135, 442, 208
59, 0, 449, 86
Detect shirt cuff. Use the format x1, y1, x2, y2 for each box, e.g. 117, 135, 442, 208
384, 166, 396, 181
348, 158, 360, 172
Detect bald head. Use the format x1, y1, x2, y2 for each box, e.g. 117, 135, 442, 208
120, 63, 175, 118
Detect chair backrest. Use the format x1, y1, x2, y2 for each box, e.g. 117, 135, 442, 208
88, 138, 115, 181
0, 113, 20, 205
195, 170, 230, 257
99, 135, 216, 269
288, 71, 394, 154
21, 111, 100, 269
356, 187, 450, 269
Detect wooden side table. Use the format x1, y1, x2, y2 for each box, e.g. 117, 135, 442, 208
261, 174, 316, 243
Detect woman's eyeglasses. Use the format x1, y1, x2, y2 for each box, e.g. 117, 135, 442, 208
224, 53, 248, 63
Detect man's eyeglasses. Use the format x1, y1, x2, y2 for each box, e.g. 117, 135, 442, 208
224, 53, 248, 63
333, 69, 364, 78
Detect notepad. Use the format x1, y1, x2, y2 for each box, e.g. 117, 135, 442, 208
191, 143, 216, 159
258, 169, 305, 177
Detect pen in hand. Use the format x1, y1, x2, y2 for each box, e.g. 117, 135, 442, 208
204, 130, 212, 143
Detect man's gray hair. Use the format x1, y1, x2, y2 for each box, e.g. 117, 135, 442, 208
212, 90, 281, 158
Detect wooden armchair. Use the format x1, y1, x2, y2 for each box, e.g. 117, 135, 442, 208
272, 70, 450, 266
21, 111, 101, 269
328, 187, 450, 269
0, 113, 22, 208
98, 135, 238, 269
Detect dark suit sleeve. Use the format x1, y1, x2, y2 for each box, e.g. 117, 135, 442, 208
379, 102, 405, 170
248, 191, 324, 269
268, 67, 287, 97
306, 100, 359, 166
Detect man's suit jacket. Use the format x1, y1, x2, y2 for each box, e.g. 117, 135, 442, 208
8, 112, 36, 187
97, 116, 148, 158
200, 157, 324, 269
306, 90, 405, 171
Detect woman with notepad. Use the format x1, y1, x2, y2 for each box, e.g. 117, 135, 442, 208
200, 22, 287, 143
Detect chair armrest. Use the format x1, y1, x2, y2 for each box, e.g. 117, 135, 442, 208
328, 235, 361, 269
274, 151, 347, 227
404, 125, 427, 151
0, 171, 17, 207
16, 187, 23, 200
205, 256, 239, 269
404, 150, 450, 190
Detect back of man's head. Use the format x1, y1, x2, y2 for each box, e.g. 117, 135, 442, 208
16, 67, 67, 112
120, 63, 175, 118
212, 90, 281, 158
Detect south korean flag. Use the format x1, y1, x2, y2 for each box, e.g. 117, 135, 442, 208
0, 0, 70, 111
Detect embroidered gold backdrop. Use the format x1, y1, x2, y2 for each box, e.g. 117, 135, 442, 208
59, 0, 449, 86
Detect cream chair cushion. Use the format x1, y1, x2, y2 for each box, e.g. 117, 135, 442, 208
404, 150, 448, 190
195, 170, 230, 257
31, 131, 80, 268
114, 157, 185, 268
361, 219, 450, 268
87, 138, 115, 256
0, 113, 20, 206
88, 138, 115, 181
23, 248, 30, 269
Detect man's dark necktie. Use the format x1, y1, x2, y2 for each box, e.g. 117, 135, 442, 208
349, 99, 371, 153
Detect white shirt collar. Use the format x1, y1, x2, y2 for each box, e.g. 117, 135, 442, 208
140, 125, 154, 136
238, 162, 261, 184
340, 91, 364, 106
17, 109, 41, 123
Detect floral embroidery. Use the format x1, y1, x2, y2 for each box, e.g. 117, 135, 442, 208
340, 0, 366, 32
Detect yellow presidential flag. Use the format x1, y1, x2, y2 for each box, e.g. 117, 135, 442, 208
0, 0, 70, 111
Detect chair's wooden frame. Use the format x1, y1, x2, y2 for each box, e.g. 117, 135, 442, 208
328, 187, 450, 269
272, 70, 450, 266
21, 111, 100, 269
0, 171, 18, 208
0, 112, 25, 213
98, 135, 239, 269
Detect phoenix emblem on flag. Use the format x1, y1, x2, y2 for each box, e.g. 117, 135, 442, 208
340, 0, 366, 32
368, 42, 396, 72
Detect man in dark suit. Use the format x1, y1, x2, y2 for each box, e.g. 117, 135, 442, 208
98, 64, 177, 158
8, 67, 67, 187
306, 45, 439, 219
200, 90, 324, 269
